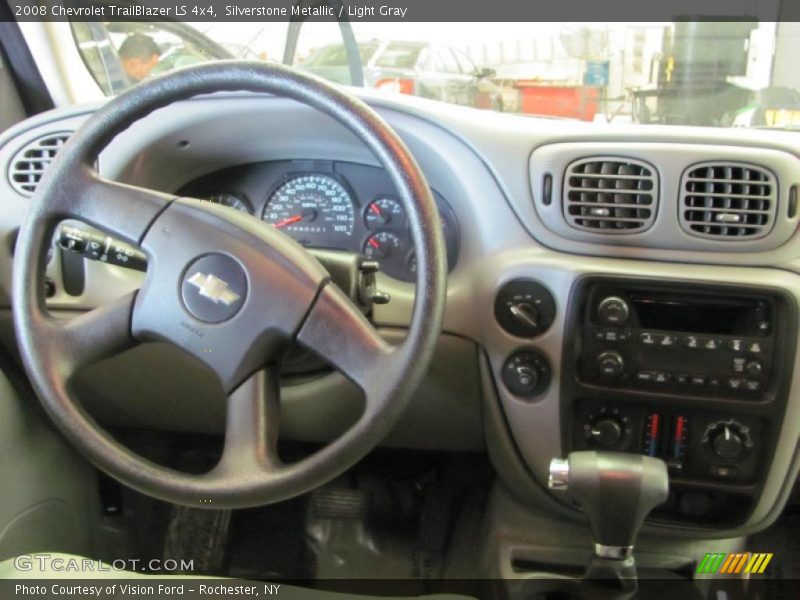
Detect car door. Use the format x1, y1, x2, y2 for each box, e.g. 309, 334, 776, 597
436, 47, 471, 106
451, 48, 482, 108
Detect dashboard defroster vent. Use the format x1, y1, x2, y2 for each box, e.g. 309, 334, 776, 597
563, 158, 658, 233
8, 132, 70, 196
680, 163, 776, 239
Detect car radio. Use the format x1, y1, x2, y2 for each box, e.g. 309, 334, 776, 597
580, 283, 776, 398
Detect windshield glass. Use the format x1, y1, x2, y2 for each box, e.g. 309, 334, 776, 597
70, 21, 800, 130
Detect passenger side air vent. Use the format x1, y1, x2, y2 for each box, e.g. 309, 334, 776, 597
563, 158, 658, 233
8, 132, 70, 196
680, 163, 776, 239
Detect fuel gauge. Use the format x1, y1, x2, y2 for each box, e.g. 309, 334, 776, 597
364, 231, 402, 259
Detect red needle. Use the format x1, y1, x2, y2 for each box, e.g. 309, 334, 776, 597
274, 215, 303, 228
368, 238, 380, 248
370, 204, 382, 215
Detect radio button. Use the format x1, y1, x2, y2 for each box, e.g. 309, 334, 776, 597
727, 378, 744, 390
653, 372, 671, 384
636, 371, 654, 383
690, 375, 707, 387
639, 332, 657, 345
659, 334, 677, 347
674, 373, 690, 386
727, 339, 745, 352
683, 335, 700, 349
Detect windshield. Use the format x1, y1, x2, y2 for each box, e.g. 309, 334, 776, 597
71, 21, 800, 130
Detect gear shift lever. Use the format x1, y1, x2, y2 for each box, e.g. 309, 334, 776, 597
549, 451, 669, 590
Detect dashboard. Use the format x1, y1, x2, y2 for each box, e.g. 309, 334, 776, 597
178, 159, 460, 283
1, 91, 800, 543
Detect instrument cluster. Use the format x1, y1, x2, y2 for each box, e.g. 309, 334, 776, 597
180, 160, 459, 282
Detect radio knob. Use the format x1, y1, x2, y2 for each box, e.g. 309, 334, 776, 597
590, 417, 623, 448
745, 360, 763, 377
597, 296, 630, 325
596, 351, 625, 377
711, 426, 744, 460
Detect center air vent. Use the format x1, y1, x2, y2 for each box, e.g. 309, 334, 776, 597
680, 163, 777, 239
563, 158, 658, 233
8, 132, 70, 196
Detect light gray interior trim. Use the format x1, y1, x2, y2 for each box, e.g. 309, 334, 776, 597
0, 366, 96, 561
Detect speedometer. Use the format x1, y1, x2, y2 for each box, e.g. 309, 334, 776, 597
262, 174, 355, 246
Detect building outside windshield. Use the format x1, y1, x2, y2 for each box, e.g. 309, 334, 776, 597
69, 21, 800, 129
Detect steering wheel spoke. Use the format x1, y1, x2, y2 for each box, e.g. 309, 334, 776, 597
69, 170, 174, 245
48, 291, 138, 372
214, 368, 281, 475
296, 282, 394, 395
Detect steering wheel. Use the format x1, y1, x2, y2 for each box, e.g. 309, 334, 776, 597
12, 61, 446, 508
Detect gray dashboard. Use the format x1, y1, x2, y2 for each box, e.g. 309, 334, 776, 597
1, 89, 799, 540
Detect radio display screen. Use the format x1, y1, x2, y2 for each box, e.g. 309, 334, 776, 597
630, 295, 766, 335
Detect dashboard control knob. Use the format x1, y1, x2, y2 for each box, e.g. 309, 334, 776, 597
711, 426, 744, 459
597, 296, 630, 325
501, 349, 551, 398
494, 280, 556, 338
514, 365, 539, 391
590, 418, 623, 448
703, 420, 753, 460
509, 302, 540, 330
745, 360, 763, 377
596, 351, 625, 377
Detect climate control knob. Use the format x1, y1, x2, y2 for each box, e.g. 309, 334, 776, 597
596, 350, 625, 378
590, 418, 623, 448
702, 419, 754, 460
712, 427, 743, 459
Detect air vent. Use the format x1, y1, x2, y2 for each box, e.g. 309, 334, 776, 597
8, 132, 70, 196
680, 163, 776, 239
563, 158, 658, 233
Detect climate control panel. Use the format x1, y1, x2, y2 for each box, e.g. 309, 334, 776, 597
573, 402, 764, 483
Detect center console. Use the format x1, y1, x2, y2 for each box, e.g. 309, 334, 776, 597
562, 276, 797, 527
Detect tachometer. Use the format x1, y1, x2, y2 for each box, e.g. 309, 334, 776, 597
263, 174, 355, 245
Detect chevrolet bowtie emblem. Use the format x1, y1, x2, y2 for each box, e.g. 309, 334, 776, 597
187, 272, 241, 305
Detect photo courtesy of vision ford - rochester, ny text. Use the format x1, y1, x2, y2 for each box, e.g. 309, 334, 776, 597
1, 0, 800, 598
